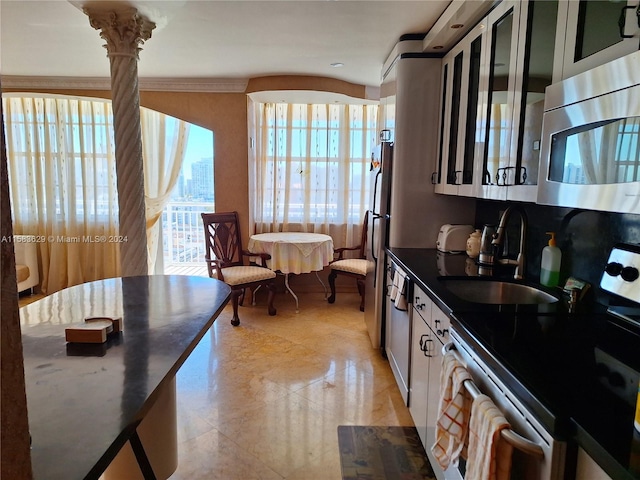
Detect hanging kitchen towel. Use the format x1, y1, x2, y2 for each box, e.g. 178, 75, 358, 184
389, 270, 400, 301
465, 393, 513, 480
394, 272, 408, 311
431, 350, 473, 470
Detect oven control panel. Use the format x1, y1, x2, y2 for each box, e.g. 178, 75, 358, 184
600, 243, 640, 304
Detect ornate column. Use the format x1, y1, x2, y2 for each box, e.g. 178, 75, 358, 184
85, 6, 155, 277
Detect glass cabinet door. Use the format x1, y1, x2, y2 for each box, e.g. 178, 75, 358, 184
446, 52, 464, 188
479, 0, 521, 200
434, 23, 484, 197
433, 62, 449, 194
555, 0, 640, 80
508, 0, 559, 202
463, 35, 483, 191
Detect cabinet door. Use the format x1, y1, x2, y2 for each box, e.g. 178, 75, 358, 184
410, 300, 432, 447
425, 305, 449, 453
431, 304, 451, 346
445, 49, 465, 195
433, 59, 448, 194
555, 0, 640, 80
434, 24, 485, 197
507, 0, 559, 202
477, 0, 522, 201
575, 447, 614, 480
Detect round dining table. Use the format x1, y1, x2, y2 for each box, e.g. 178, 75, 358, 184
248, 232, 334, 311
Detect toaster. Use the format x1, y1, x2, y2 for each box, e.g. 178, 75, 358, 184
436, 224, 474, 253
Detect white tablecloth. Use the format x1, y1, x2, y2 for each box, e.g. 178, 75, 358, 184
248, 232, 334, 275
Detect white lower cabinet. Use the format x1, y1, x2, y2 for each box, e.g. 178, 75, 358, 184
575, 447, 613, 480
410, 284, 453, 479
409, 289, 432, 445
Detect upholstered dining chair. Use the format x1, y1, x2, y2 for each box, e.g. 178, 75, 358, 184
327, 211, 369, 312
201, 211, 277, 326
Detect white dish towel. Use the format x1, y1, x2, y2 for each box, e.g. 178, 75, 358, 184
465, 393, 514, 480
389, 269, 408, 311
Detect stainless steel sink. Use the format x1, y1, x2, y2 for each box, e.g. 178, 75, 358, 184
440, 278, 559, 305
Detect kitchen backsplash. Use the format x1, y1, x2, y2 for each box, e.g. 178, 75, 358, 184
474, 200, 640, 299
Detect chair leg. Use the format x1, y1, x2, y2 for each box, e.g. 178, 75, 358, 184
267, 282, 277, 316
357, 277, 365, 312
238, 288, 246, 306
230, 290, 242, 326
327, 270, 338, 304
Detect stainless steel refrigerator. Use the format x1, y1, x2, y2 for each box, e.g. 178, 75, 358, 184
364, 140, 393, 350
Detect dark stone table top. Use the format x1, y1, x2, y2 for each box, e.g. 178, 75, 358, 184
20, 275, 231, 480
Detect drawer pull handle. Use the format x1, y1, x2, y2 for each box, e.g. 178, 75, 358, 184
419, 335, 434, 357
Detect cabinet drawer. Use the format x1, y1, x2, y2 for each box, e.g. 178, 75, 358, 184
431, 303, 451, 345
412, 284, 431, 323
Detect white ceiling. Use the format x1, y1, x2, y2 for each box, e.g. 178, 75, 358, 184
1, 0, 455, 93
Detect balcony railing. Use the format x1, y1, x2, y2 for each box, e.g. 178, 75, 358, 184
162, 201, 213, 275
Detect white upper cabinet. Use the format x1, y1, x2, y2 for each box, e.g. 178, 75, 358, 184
433, 0, 637, 202
553, 0, 640, 81
475, 0, 558, 202
507, 0, 559, 202
433, 23, 485, 197
475, 0, 522, 201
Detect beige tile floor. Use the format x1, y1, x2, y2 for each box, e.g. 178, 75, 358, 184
169, 290, 414, 480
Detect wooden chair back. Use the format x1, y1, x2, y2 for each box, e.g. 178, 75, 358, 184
201, 211, 244, 273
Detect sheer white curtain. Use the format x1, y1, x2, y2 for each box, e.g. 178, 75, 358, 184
4, 94, 190, 293
253, 102, 377, 249
141, 108, 190, 270
5, 95, 120, 294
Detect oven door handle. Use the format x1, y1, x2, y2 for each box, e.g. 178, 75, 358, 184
442, 342, 546, 460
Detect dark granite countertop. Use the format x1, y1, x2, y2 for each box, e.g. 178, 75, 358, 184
20, 275, 231, 480
387, 247, 640, 480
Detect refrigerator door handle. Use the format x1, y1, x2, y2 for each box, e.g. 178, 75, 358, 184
370, 214, 382, 262
372, 169, 382, 215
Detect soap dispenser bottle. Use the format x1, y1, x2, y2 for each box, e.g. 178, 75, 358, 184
540, 232, 561, 287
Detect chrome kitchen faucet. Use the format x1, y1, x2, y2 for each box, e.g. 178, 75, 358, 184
492, 205, 528, 280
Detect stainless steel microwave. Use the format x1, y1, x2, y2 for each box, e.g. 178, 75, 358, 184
537, 51, 640, 214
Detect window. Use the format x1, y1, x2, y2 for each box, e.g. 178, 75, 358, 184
3, 94, 192, 293
253, 102, 377, 247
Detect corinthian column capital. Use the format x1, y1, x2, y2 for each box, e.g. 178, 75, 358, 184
85, 6, 155, 59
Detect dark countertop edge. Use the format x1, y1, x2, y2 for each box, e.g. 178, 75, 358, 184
84, 285, 232, 480
386, 247, 638, 479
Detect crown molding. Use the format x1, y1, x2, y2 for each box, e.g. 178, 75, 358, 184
1, 76, 249, 93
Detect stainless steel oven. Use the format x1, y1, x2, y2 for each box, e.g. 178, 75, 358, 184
446, 331, 567, 480
537, 50, 640, 214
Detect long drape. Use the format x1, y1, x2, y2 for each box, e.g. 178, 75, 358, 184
253, 102, 377, 249
4, 94, 190, 294
141, 109, 190, 270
